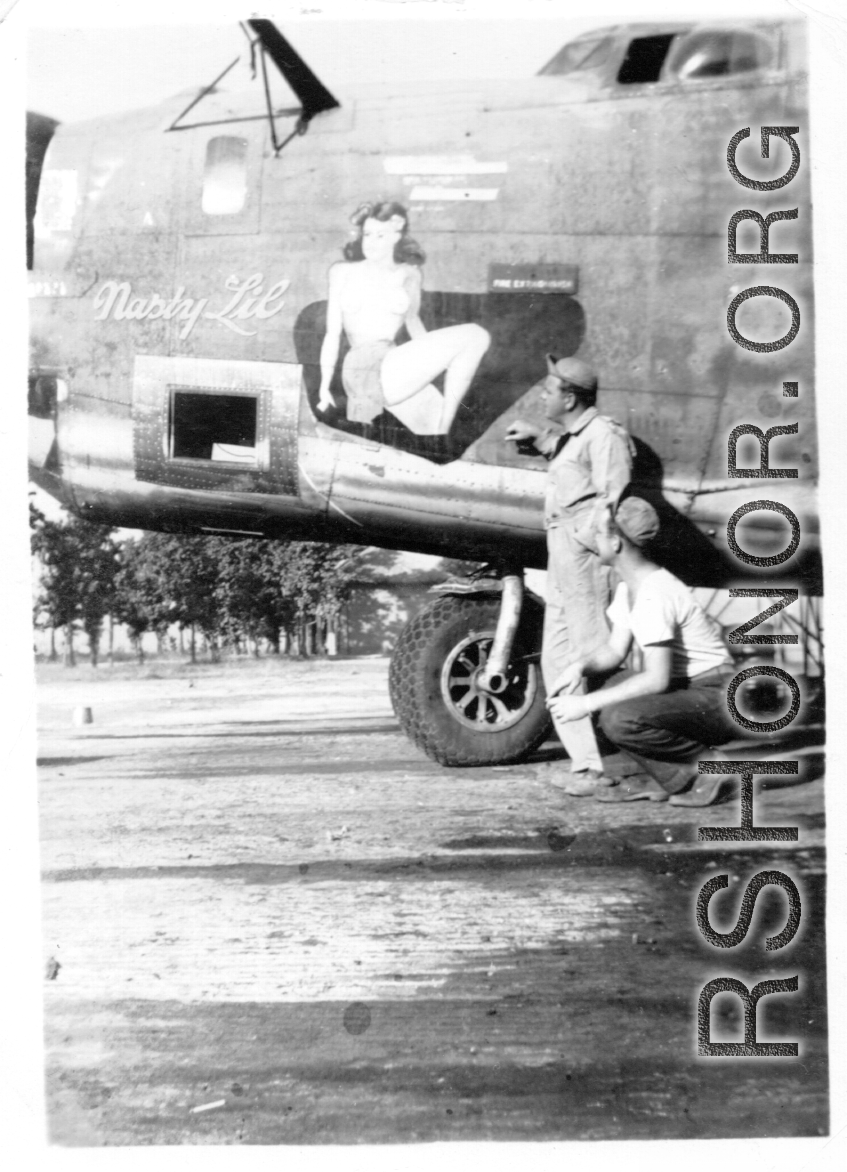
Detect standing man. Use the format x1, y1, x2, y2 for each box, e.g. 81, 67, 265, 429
505, 355, 634, 792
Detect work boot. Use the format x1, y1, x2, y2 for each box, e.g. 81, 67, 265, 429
668, 745, 824, 806
549, 768, 618, 797
594, 775, 669, 802
668, 774, 735, 806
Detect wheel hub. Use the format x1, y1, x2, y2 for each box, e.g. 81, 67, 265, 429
475, 667, 507, 695
440, 630, 538, 732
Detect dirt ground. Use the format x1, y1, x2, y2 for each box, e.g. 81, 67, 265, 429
36, 654, 828, 1145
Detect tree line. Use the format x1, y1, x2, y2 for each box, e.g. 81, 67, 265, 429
29, 503, 377, 666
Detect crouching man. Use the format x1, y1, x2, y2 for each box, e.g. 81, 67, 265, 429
547, 497, 738, 805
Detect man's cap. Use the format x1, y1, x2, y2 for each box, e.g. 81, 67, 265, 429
546, 354, 598, 393
614, 497, 660, 546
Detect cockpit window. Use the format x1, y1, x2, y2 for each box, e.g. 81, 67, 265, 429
668, 30, 774, 80
538, 37, 612, 77
616, 34, 677, 85
202, 136, 248, 216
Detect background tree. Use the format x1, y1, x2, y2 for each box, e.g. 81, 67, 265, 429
29, 503, 64, 659
214, 539, 297, 656
31, 506, 382, 664
75, 529, 119, 667
30, 504, 117, 666
112, 535, 176, 662
279, 543, 367, 656
140, 534, 225, 663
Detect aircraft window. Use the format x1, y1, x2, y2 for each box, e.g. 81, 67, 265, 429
28, 375, 63, 419
670, 31, 773, 80
537, 37, 612, 76
201, 137, 248, 216
170, 391, 258, 463
616, 34, 677, 84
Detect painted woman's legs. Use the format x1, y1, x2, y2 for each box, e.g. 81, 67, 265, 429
380, 323, 490, 434
383, 384, 446, 435
440, 324, 491, 431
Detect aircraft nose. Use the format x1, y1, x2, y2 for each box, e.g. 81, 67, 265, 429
28, 371, 63, 474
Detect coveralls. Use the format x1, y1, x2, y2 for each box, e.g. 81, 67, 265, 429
534, 407, 634, 773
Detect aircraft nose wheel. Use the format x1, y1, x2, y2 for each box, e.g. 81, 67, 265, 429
389, 592, 552, 766
441, 633, 536, 730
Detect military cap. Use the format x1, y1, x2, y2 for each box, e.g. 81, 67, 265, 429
614, 497, 660, 546
545, 354, 598, 393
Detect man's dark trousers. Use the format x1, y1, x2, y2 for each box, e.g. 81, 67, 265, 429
597, 666, 737, 793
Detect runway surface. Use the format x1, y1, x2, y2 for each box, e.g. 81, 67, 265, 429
37, 656, 828, 1144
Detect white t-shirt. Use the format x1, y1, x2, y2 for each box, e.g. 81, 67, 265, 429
606, 569, 732, 681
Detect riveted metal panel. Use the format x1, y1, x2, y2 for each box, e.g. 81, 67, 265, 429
266, 366, 302, 495
133, 354, 300, 496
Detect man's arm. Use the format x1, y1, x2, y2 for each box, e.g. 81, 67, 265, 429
548, 642, 673, 722
504, 420, 565, 457
588, 422, 634, 510
548, 623, 632, 697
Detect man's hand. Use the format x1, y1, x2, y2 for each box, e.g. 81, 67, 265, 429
504, 420, 539, 444
504, 420, 543, 455
549, 662, 585, 697
548, 694, 591, 723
